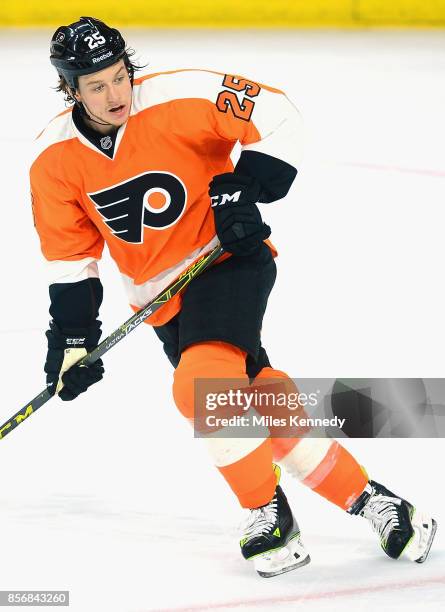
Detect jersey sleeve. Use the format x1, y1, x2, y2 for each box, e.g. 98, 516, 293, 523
30, 152, 104, 265
210, 73, 303, 171
30, 148, 105, 328
203, 72, 302, 203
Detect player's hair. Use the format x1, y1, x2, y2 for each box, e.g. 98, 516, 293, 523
55, 47, 144, 104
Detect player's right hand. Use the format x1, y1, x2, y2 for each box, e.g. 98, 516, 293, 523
209, 173, 271, 256
44, 321, 104, 401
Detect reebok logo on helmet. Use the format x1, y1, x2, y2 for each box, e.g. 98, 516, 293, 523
92, 51, 113, 63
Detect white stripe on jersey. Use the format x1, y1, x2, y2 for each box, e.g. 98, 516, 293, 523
30, 110, 74, 167
46, 257, 99, 285
121, 235, 219, 309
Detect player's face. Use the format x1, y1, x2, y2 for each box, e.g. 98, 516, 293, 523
75, 60, 132, 132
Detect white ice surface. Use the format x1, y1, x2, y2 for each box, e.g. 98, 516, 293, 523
0, 28, 444, 611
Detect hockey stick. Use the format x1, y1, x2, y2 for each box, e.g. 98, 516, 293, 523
0, 244, 224, 440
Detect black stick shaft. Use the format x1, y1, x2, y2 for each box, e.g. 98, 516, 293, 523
0, 245, 224, 440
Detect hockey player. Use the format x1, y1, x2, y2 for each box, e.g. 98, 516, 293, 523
30, 16, 436, 577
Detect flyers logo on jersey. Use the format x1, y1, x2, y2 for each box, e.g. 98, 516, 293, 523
88, 171, 187, 244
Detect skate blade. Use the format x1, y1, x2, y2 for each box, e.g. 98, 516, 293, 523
254, 536, 311, 578
404, 512, 437, 563
414, 518, 437, 563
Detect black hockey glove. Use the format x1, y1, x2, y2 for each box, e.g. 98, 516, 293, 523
45, 320, 104, 401
209, 173, 271, 257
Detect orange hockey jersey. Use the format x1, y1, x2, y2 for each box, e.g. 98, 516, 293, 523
30, 69, 302, 325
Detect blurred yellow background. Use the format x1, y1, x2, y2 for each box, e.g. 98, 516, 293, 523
1, 0, 445, 27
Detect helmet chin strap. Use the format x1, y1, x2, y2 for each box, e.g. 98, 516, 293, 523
78, 99, 114, 127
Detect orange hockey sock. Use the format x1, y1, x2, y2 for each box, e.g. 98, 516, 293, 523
302, 442, 368, 510
254, 367, 368, 510
173, 341, 276, 508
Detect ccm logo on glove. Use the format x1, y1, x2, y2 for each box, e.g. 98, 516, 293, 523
210, 190, 242, 207
66, 337, 86, 346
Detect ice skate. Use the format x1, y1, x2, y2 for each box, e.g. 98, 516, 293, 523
349, 480, 437, 563
240, 465, 310, 577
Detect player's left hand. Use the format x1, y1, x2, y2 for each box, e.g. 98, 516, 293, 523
45, 321, 104, 401
209, 172, 271, 256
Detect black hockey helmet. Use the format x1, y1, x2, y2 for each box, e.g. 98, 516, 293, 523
50, 16, 128, 90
